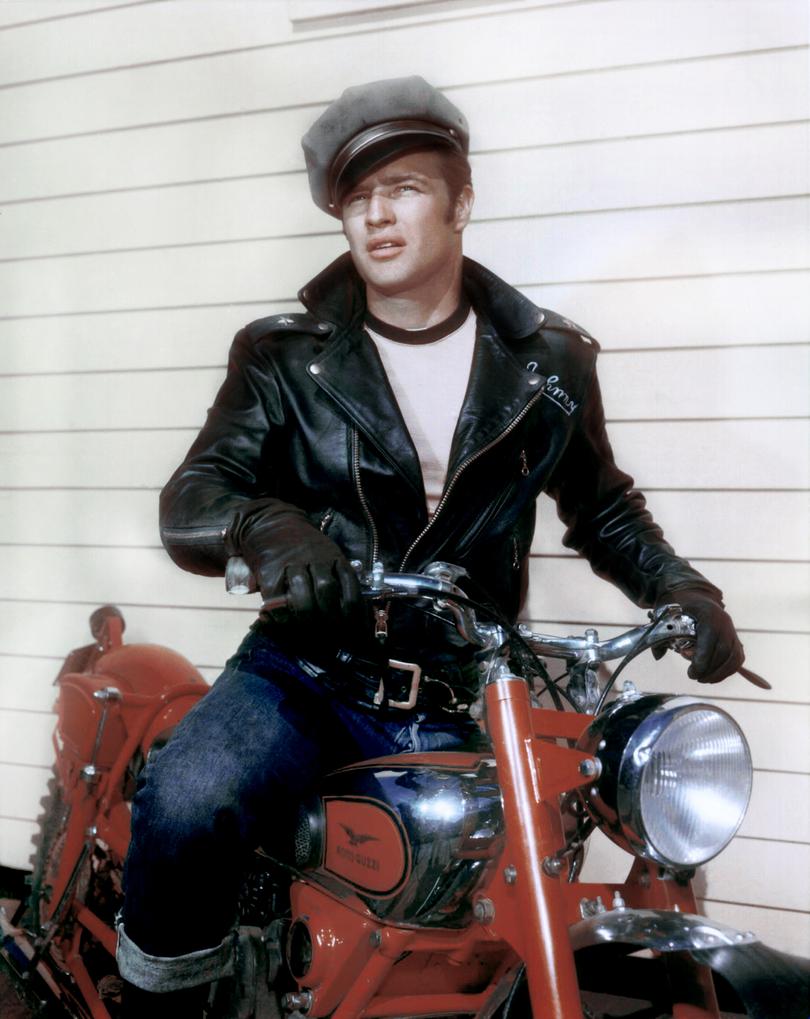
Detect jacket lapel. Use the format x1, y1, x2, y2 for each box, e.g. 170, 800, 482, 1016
308, 325, 425, 500
446, 321, 547, 481
299, 252, 548, 501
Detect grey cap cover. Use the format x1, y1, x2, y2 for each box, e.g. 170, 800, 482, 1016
302, 76, 469, 217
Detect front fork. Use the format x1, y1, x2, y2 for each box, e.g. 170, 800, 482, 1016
484, 671, 719, 1019
484, 673, 584, 1018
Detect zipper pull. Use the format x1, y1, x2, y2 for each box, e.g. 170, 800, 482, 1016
374, 605, 389, 642
512, 537, 521, 570
519, 449, 529, 477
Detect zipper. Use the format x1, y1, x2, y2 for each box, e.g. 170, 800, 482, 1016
161, 525, 227, 544
319, 508, 335, 533
351, 426, 379, 567
519, 448, 530, 477
400, 386, 546, 571
352, 427, 388, 640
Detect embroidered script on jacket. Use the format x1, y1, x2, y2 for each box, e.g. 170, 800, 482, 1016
527, 364, 578, 416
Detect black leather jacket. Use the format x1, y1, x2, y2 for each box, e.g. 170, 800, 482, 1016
160, 254, 719, 637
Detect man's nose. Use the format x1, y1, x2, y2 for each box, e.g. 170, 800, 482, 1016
366, 192, 394, 226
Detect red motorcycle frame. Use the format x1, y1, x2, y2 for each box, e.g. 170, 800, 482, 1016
1, 586, 807, 1019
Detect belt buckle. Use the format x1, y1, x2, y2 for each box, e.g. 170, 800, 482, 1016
373, 659, 422, 710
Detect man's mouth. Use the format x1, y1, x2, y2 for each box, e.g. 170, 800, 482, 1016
367, 239, 404, 258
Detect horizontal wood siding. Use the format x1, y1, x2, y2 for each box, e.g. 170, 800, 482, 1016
3, 199, 809, 316
0, 0, 806, 956
4, 344, 808, 430
3, 487, 807, 560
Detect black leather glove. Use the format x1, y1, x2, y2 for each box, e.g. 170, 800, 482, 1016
655, 588, 744, 683
229, 502, 364, 635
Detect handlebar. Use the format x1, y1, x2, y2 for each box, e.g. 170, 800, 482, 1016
232, 558, 769, 692
382, 567, 769, 689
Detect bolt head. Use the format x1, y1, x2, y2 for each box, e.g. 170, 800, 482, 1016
578, 758, 600, 778
473, 898, 495, 923
281, 990, 313, 1012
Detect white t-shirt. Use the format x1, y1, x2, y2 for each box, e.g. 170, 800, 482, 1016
366, 308, 477, 516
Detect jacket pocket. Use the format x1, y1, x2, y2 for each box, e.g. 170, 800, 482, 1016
452, 480, 518, 558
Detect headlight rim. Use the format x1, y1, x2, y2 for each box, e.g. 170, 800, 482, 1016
578, 694, 753, 870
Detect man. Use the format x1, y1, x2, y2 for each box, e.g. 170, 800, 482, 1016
117, 77, 743, 1015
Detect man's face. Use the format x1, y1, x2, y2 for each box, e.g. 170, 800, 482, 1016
340, 149, 473, 302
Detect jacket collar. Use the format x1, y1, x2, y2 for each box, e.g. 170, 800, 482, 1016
299, 253, 547, 500
298, 252, 545, 340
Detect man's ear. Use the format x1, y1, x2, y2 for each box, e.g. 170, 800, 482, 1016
453, 184, 474, 234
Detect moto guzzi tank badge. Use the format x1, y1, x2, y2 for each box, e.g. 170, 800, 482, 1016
323, 796, 410, 897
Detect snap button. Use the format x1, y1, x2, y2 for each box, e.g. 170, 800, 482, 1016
309, 364, 321, 375
527, 374, 542, 387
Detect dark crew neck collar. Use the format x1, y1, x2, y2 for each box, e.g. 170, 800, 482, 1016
365, 297, 471, 345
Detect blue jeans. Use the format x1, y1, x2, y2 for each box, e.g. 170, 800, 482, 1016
122, 628, 480, 960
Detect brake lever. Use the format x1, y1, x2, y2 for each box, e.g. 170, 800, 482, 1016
649, 605, 771, 690
672, 639, 772, 691
259, 588, 381, 615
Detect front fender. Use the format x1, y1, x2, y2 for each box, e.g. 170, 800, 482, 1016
569, 907, 757, 954
693, 942, 810, 1019
571, 908, 810, 1019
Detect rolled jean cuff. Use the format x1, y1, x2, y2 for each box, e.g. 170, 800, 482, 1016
116, 922, 236, 992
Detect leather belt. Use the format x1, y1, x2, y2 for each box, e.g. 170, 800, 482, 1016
325, 649, 476, 715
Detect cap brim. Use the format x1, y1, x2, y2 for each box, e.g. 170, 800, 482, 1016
329, 119, 463, 210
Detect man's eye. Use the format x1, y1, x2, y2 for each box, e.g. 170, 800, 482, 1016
347, 192, 367, 205
395, 184, 418, 194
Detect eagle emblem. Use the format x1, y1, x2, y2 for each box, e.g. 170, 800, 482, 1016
340, 823, 380, 847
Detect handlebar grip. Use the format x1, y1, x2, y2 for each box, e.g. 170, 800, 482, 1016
225, 558, 289, 616
225, 556, 257, 595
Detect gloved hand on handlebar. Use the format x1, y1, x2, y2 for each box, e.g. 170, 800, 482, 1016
228, 502, 364, 636
654, 588, 744, 683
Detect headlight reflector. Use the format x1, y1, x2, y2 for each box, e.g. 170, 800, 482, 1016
579, 695, 752, 869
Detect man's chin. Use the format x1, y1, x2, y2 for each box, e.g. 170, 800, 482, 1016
355, 261, 414, 296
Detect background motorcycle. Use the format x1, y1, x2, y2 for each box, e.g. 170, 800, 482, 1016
1, 564, 808, 1018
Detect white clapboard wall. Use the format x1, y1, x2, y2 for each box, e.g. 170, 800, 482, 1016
0, 0, 808, 956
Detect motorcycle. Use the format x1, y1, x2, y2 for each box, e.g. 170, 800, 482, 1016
1, 562, 808, 1019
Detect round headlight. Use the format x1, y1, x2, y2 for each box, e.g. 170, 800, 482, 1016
579, 695, 753, 869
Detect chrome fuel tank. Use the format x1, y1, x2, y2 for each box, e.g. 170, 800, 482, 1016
295, 752, 503, 928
